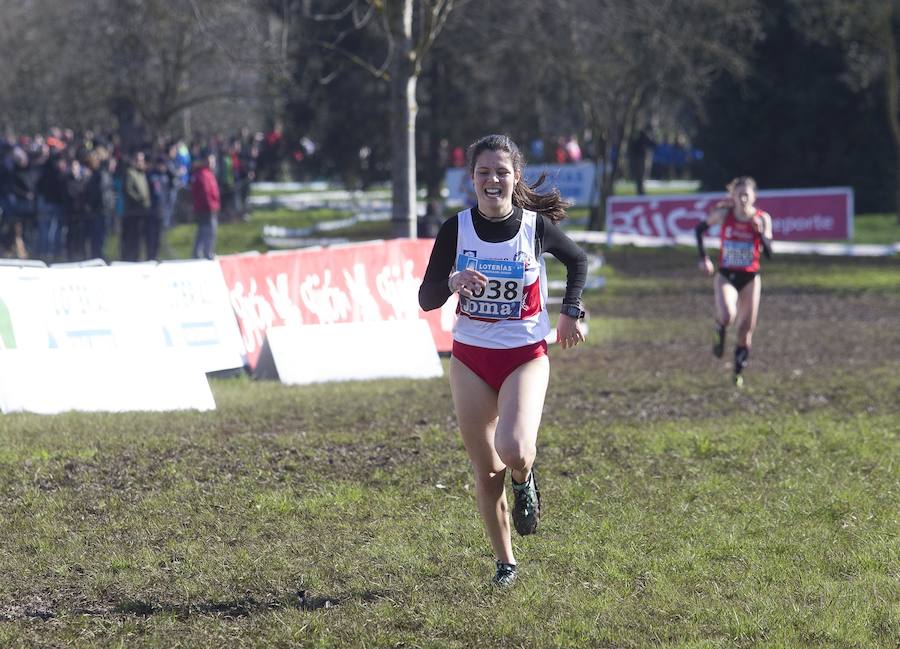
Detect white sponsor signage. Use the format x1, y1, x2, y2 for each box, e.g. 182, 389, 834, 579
0, 261, 245, 373
154, 261, 247, 372
445, 162, 598, 207
263, 320, 443, 385
0, 349, 215, 414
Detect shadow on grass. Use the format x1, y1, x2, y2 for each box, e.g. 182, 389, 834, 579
3, 590, 387, 622
115, 590, 347, 617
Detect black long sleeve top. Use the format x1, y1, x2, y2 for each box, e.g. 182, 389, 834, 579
418, 207, 588, 311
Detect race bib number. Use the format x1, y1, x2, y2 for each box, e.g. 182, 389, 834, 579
456, 254, 525, 320
721, 241, 754, 268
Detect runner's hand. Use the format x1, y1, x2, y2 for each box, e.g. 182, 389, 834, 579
449, 270, 488, 298
557, 314, 585, 350
698, 256, 714, 276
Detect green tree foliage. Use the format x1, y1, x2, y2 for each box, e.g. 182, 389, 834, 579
696, 0, 896, 213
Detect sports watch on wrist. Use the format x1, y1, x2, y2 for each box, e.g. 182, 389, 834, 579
560, 303, 585, 319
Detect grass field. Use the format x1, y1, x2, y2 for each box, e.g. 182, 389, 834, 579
1, 242, 898, 647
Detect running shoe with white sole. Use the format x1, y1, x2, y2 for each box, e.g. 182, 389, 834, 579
511, 469, 541, 536
492, 561, 518, 588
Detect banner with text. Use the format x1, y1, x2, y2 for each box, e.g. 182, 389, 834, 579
217, 239, 456, 370
606, 187, 854, 241
0, 261, 245, 373
446, 162, 599, 207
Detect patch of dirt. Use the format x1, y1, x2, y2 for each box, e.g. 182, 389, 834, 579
552, 248, 900, 423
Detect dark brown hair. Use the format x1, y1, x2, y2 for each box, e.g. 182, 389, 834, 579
467, 134, 571, 223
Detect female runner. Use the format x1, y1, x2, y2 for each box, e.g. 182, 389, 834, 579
695, 176, 773, 386
419, 134, 588, 588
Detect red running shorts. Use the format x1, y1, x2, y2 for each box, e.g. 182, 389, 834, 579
451, 339, 548, 392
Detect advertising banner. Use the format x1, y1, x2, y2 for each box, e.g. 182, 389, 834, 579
217, 239, 456, 370
446, 162, 598, 207
0, 261, 245, 373
153, 260, 248, 371
606, 187, 854, 241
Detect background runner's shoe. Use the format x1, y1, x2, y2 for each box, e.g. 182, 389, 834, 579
492, 561, 518, 588
734, 373, 744, 388
512, 470, 541, 536
713, 326, 725, 358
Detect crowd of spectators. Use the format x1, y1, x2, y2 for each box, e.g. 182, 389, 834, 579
0, 127, 263, 263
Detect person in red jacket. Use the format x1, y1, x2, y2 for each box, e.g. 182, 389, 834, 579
695, 176, 773, 386
190, 151, 220, 259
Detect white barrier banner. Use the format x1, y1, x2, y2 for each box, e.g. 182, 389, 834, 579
0, 349, 215, 414
154, 260, 247, 371
264, 320, 443, 385
0, 262, 245, 373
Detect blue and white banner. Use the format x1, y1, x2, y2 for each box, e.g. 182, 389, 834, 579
445, 162, 599, 207
0, 260, 245, 374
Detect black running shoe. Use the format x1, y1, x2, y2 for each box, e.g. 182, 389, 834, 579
511, 469, 541, 536
492, 561, 518, 588
712, 325, 726, 358
734, 346, 749, 378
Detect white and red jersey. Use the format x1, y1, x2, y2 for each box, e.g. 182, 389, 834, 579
718, 209, 763, 272
452, 208, 550, 349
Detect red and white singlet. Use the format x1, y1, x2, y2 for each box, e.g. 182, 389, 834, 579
452, 208, 550, 349
718, 209, 763, 272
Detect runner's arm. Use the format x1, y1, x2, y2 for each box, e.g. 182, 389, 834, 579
695, 221, 710, 259
540, 215, 587, 307
696, 205, 726, 260
760, 212, 774, 259
418, 217, 458, 311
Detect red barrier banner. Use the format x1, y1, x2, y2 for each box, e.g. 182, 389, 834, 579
218, 240, 456, 369
606, 187, 854, 241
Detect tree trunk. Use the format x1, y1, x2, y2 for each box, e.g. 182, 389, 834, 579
111, 97, 144, 153
422, 60, 445, 238
424, 60, 443, 204
389, 0, 418, 239
883, 3, 900, 224
588, 156, 605, 231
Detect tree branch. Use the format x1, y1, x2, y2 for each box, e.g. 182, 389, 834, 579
316, 39, 391, 81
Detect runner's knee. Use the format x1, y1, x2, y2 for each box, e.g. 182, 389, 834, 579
494, 438, 535, 473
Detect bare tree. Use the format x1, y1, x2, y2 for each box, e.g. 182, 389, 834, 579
305, 0, 460, 238
530, 0, 761, 229
0, 0, 274, 140
0, 0, 109, 130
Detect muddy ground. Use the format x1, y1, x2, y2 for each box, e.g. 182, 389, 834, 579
1, 247, 897, 629
551, 247, 900, 425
